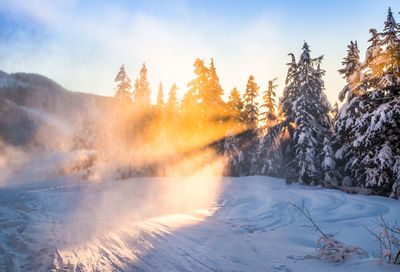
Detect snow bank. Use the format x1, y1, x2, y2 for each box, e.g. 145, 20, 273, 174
0, 176, 399, 271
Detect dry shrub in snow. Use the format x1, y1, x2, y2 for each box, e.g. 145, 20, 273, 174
290, 201, 369, 262
315, 234, 368, 262
363, 214, 400, 264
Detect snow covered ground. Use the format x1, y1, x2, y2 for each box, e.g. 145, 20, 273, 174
0, 175, 399, 271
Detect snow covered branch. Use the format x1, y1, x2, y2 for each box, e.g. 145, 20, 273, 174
363, 214, 400, 264
290, 201, 369, 263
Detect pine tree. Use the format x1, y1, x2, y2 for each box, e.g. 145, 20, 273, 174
114, 64, 132, 104
133, 63, 151, 107
353, 95, 400, 197
243, 75, 259, 128
180, 88, 197, 115
186, 58, 208, 120
186, 58, 226, 122
166, 83, 179, 110
187, 59, 208, 99
208, 58, 224, 101
334, 8, 400, 198
208, 58, 226, 119
227, 87, 244, 126
281, 42, 333, 185
255, 121, 288, 177
348, 8, 400, 197
322, 136, 338, 187
378, 7, 400, 91
156, 82, 165, 107
363, 29, 383, 87
223, 131, 242, 176
334, 41, 365, 187
363, 9, 400, 91
259, 78, 277, 127
338, 41, 365, 100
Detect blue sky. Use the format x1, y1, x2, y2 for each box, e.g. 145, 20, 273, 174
1, 0, 400, 104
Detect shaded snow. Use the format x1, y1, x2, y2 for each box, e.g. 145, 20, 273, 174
0, 176, 399, 271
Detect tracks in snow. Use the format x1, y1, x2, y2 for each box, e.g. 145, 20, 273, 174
0, 176, 399, 271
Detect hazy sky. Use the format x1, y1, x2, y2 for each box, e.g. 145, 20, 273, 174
1, 0, 400, 104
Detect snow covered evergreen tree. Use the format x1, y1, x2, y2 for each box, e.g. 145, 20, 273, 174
255, 121, 288, 177
334, 41, 365, 187
356, 8, 400, 197
322, 136, 339, 187
259, 78, 277, 128
335, 8, 400, 198
353, 94, 400, 197
377, 7, 400, 91
243, 75, 259, 129
363, 29, 383, 87
281, 42, 333, 185
114, 65, 132, 104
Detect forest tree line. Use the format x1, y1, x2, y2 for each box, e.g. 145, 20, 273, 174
76, 8, 400, 199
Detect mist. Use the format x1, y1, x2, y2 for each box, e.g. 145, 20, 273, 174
0, 70, 229, 270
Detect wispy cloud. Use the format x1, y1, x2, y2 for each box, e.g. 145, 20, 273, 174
0, 0, 284, 101
6, 0, 397, 103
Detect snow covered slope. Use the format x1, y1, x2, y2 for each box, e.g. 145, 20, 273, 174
0, 70, 113, 147
0, 176, 399, 271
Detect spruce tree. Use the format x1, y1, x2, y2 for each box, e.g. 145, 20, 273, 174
156, 82, 165, 108
281, 42, 333, 185
334, 41, 365, 187
208, 58, 226, 119
363, 29, 383, 87
208, 58, 224, 102
378, 7, 400, 91
186, 58, 226, 122
243, 75, 259, 128
181, 89, 197, 115
166, 83, 179, 110
227, 87, 244, 126
114, 64, 132, 104
342, 8, 400, 198
186, 58, 208, 120
259, 78, 277, 127
133, 63, 151, 107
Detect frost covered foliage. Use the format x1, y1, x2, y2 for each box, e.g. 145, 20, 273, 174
351, 95, 400, 196
280, 43, 334, 185
364, 214, 400, 264
291, 202, 368, 263
334, 8, 400, 198
315, 235, 369, 263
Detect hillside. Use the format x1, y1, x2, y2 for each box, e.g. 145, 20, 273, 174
0, 70, 113, 148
